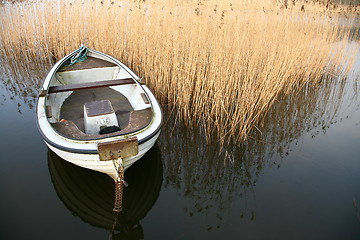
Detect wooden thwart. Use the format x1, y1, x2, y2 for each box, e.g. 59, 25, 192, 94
48, 78, 134, 94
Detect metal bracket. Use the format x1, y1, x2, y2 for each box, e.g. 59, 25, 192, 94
39, 89, 47, 97
97, 137, 138, 161
141, 93, 150, 104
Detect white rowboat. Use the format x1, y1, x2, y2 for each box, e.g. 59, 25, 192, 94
36, 46, 162, 181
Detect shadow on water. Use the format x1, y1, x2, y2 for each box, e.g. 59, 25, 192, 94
47, 144, 163, 240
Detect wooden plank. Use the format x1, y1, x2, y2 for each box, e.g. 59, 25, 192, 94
45, 106, 52, 118
84, 99, 114, 117
57, 56, 117, 72
48, 78, 134, 94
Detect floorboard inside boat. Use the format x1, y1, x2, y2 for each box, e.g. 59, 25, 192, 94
60, 87, 133, 132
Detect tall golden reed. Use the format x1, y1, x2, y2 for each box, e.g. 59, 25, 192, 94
0, 0, 357, 145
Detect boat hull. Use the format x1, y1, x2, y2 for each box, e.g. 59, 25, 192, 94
45, 131, 160, 180
36, 47, 162, 180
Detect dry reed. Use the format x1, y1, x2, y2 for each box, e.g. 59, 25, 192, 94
159, 66, 359, 214
0, 0, 358, 145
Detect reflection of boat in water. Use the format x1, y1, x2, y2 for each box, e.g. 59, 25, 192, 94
48, 144, 163, 239
37, 46, 162, 180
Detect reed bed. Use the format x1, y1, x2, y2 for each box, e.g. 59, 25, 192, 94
0, 0, 358, 145
159, 65, 359, 217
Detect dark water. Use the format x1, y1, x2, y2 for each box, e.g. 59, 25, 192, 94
0, 45, 360, 240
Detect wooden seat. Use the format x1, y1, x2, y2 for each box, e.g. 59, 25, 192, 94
48, 78, 134, 94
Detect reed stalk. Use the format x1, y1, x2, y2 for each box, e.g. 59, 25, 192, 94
0, 0, 358, 144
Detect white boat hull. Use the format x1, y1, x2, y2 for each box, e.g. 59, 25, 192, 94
36, 47, 162, 180
46, 131, 160, 180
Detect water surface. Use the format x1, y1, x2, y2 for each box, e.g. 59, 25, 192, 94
0, 47, 359, 239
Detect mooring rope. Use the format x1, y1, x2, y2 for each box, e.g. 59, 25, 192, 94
64, 44, 88, 66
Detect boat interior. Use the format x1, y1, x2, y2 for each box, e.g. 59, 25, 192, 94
45, 56, 153, 140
